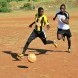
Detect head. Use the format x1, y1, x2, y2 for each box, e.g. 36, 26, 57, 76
60, 4, 66, 13
38, 7, 44, 16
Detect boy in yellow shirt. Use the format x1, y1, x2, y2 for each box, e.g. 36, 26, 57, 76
18, 7, 57, 58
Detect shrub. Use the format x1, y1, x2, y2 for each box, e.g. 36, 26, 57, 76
33, 0, 39, 2
21, 3, 35, 10
0, 0, 11, 12
0, 7, 11, 12
0, 0, 7, 7
7, 0, 12, 2
18, 0, 24, 1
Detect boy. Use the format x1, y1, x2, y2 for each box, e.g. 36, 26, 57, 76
53, 4, 72, 52
18, 7, 57, 58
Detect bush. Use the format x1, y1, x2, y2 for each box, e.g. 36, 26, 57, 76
21, 3, 35, 10
33, 0, 39, 2
24, 3, 32, 10
0, 0, 11, 12
18, 0, 24, 1
0, 0, 7, 7
0, 7, 11, 12
7, 0, 12, 2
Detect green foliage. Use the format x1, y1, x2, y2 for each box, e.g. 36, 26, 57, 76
21, 3, 35, 10
0, 7, 11, 12
18, 0, 23, 1
0, 0, 11, 12
0, 0, 77, 12
33, 0, 39, 2
0, 0, 7, 7
15, 0, 24, 1
7, 0, 12, 2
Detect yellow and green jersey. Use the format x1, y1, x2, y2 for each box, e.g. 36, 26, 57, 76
35, 13, 49, 32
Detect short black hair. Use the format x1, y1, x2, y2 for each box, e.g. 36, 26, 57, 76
60, 4, 66, 9
38, 7, 44, 11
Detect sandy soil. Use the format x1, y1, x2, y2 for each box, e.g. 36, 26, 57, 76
0, 11, 78, 78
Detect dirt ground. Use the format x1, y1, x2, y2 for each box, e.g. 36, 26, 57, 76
0, 10, 78, 78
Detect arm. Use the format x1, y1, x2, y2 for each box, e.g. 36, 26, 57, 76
53, 14, 57, 21
61, 19, 69, 24
29, 21, 35, 28
61, 12, 69, 24
44, 16, 50, 30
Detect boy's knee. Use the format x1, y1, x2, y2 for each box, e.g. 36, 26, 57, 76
57, 34, 63, 40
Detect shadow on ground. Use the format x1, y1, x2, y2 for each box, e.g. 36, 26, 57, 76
2, 51, 21, 61
28, 48, 68, 55
2, 49, 68, 60
17, 65, 28, 69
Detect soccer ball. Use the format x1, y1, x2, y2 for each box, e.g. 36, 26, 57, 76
27, 53, 37, 63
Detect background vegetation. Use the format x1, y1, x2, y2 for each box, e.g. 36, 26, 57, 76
0, 0, 78, 12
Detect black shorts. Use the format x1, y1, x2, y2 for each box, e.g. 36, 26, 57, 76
57, 29, 72, 38
27, 29, 47, 44
34, 29, 46, 39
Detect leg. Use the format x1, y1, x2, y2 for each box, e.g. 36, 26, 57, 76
67, 37, 71, 49
62, 35, 65, 41
57, 29, 64, 40
38, 31, 47, 45
22, 30, 37, 55
39, 31, 57, 47
57, 34, 63, 40
65, 29, 72, 52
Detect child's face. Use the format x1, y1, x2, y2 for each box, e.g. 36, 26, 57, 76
38, 10, 44, 16
60, 6, 65, 13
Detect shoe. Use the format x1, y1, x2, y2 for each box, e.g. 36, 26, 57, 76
68, 48, 71, 53
17, 54, 24, 59
53, 40, 57, 48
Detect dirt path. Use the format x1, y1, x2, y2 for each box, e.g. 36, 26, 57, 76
0, 11, 78, 78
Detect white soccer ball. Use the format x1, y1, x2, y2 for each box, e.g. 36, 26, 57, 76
27, 53, 37, 63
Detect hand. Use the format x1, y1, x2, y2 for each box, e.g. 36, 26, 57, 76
29, 24, 32, 28
61, 19, 64, 22
53, 18, 55, 21
61, 19, 69, 24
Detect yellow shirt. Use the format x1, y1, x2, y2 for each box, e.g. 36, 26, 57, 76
35, 13, 49, 31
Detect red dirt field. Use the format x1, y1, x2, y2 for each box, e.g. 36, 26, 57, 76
0, 11, 78, 78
